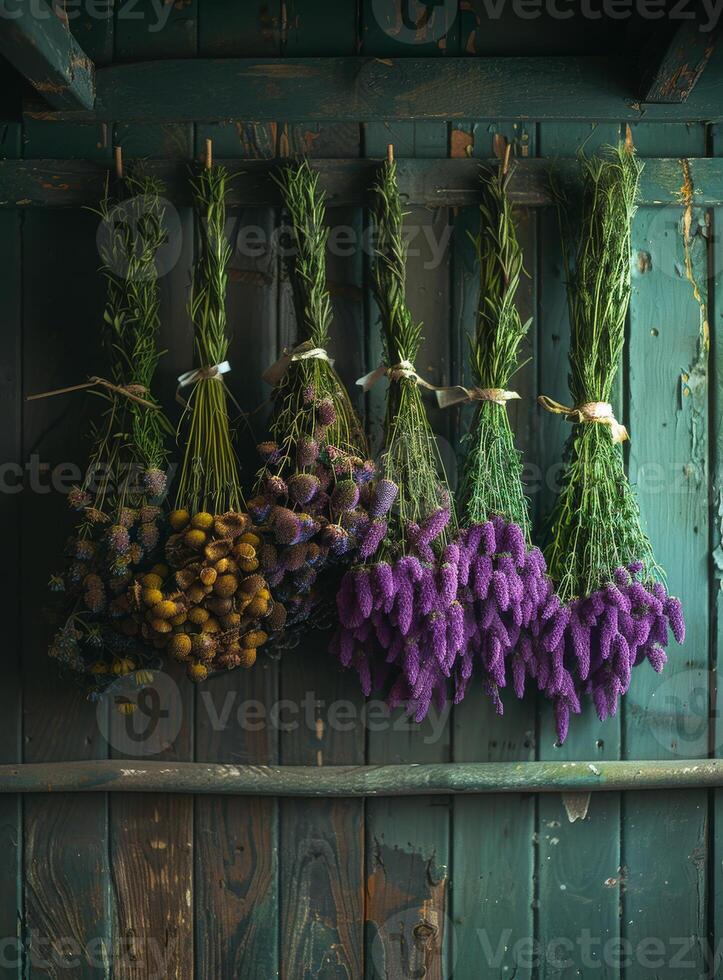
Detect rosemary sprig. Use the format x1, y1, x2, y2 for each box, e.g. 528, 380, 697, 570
83, 174, 171, 523
460, 163, 532, 536
176, 165, 242, 515
545, 143, 661, 602
372, 159, 453, 557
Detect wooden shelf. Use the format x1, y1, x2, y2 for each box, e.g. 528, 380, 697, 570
0, 759, 720, 795
21, 56, 723, 123
2, 155, 722, 208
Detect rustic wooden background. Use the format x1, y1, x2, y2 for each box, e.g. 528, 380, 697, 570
1, 2, 721, 977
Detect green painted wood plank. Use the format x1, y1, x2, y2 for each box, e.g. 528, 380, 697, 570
623, 122, 710, 977
535, 121, 623, 980
4, 758, 723, 795
710, 117, 723, 980
22, 208, 111, 978
106, 198, 196, 979
0, 0, 95, 110
0, 199, 23, 978
22, 55, 723, 125
275, 22, 366, 971
640, 18, 720, 103
7, 155, 723, 209
21, 2, 111, 160
363, 55, 452, 971
112, 0, 198, 161
450, 161, 537, 978
193, 115, 281, 976
97, 13, 198, 979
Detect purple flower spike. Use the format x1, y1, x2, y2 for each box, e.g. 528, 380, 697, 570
359, 518, 388, 560
664, 596, 686, 645
472, 555, 493, 600
438, 561, 458, 608
371, 562, 395, 609
491, 571, 510, 611
370, 479, 399, 518
418, 507, 451, 546
480, 521, 497, 555
503, 521, 526, 565
354, 570, 374, 621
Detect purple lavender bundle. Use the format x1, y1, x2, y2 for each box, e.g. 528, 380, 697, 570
451, 159, 557, 715
331, 155, 465, 720
248, 161, 373, 630
543, 144, 684, 742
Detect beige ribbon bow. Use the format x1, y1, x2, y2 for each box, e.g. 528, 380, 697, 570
263, 341, 333, 387
537, 395, 629, 444
176, 360, 231, 406
436, 385, 521, 410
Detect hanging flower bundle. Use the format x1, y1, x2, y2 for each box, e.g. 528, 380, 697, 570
541, 143, 685, 742
454, 161, 561, 714
332, 155, 464, 720
48, 175, 171, 693
131, 165, 286, 682
249, 160, 374, 631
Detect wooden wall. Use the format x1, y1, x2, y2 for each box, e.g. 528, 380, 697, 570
1, 2, 721, 977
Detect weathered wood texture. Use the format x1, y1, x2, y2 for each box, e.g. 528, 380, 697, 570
2, 154, 723, 209
20, 54, 723, 124
3, 3, 720, 978
0, 0, 95, 109
640, 20, 721, 103
3, 759, 723, 795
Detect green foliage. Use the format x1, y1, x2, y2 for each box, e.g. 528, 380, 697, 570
176, 165, 241, 514
372, 160, 453, 557
545, 144, 662, 601
261, 160, 367, 484
461, 164, 532, 535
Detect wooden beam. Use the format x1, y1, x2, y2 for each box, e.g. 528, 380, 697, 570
21, 55, 723, 124
0, 0, 95, 110
0, 759, 722, 795
640, 20, 721, 103
1, 156, 721, 209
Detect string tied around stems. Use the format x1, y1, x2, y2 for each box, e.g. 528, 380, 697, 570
262, 340, 334, 387
356, 361, 517, 413
176, 360, 231, 407
26, 376, 160, 412
436, 385, 521, 410
538, 394, 629, 444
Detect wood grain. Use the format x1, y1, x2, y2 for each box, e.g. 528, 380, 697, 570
21, 55, 723, 124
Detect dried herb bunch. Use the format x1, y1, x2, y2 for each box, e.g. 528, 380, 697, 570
134, 165, 286, 682
373, 159, 453, 559
249, 160, 373, 630
176, 165, 239, 515
543, 143, 684, 740
333, 157, 463, 720
461, 163, 531, 532
456, 163, 559, 715
49, 175, 171, 692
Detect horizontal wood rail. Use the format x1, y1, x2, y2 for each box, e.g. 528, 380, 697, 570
0, 0, 95, 111
21, 56, 723, 123
1, 760, 722, 795
1, 156, 720, 209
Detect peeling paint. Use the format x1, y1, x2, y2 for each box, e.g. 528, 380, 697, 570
677, 159, 709, 485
